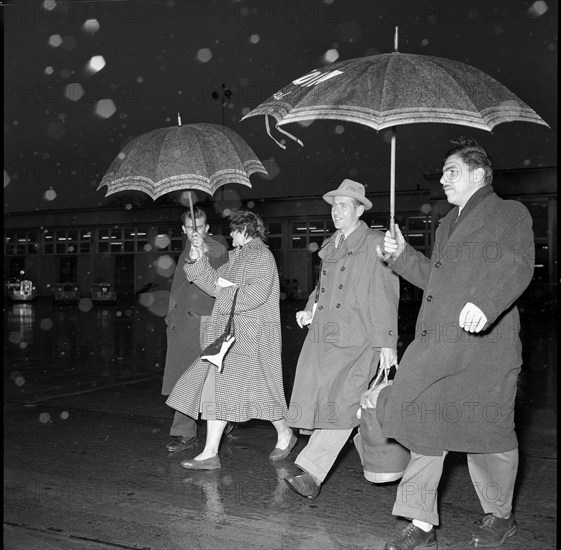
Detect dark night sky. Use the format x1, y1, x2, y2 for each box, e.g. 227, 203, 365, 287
3, 0, 557, 214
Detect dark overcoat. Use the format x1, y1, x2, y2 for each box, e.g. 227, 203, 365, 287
381, 192, 535, 454
287, 221, 399, 430
161, 235, 228, 395
166, 238, 288, 422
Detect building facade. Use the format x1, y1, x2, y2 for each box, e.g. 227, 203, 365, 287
4, 167, 557, 306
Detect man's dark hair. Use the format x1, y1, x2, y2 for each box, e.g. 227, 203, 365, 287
181, 206, 207, 224
229, 210, 267, 241
443, 136, 493, 185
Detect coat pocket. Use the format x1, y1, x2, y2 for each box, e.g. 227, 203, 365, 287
230, 315, 260, 357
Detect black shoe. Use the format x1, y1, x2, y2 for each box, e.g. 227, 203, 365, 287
224, 422, 236, 437
385, 523, 437, 550
284, 473, 321, 500
471, 514, 517, 547
166, 435, 198, 452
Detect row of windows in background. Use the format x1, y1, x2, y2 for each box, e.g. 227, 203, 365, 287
3, 215, 432, 256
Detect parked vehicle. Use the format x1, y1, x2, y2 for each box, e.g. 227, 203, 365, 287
6, 279, 38, 302
90, 281, 117, 305
52, 282, 80, 305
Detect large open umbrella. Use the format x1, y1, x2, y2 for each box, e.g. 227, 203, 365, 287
98, 118, 267, 220
241, 27, 549, 232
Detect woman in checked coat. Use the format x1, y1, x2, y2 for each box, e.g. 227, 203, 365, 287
166, 210, 295, 470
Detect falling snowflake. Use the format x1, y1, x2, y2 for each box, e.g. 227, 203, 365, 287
83, 19, 100, 34
197, 48, 213, 63
95, 99, 117, 119
324, 49, 340, 63
87, 55, 106, 75
48, 35, 62, 48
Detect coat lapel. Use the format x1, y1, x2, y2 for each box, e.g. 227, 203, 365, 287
435, 194, 498, 260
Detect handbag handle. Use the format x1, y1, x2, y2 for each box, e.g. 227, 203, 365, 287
224, 287, 239, 338
370, 361, 389, 389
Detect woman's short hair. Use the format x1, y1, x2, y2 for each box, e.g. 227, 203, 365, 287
229, 210, 266, 241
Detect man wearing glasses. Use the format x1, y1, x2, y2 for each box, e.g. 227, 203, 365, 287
378, 137, 535, 550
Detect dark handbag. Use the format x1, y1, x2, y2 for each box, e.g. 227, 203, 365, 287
200, 287, 238, 373
353, 364, 411, 483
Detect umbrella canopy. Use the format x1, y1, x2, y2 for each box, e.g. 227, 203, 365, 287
241, 28, 549, 230
241, 53, 549, 134
98, 122, 267, 201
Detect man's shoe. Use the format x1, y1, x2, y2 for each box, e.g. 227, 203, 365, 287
269, 434, 298, 461
384, 523, 437, 550
180, 455, 221, 470
471, 514, 517, 547
284, 473, 321, 500
166, 435, 198, 452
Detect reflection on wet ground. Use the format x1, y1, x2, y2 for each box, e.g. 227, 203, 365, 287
4, 298, 556, 409
5, 300, 166, 403
3, 297, 557, 549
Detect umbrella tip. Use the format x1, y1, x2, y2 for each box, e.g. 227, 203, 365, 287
394, 26, 399, 52
177, 113, 182, 127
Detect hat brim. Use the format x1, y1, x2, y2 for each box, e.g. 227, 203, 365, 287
323, 190, 372, 211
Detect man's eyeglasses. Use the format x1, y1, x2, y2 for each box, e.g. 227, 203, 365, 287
185, 224, 206, 232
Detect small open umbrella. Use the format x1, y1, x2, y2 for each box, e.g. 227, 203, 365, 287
98, 117, 267, 220
241, 27, 549, 233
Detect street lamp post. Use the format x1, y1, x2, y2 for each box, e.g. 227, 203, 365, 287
211, 84, 232, 126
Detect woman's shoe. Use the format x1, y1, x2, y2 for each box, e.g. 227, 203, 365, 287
269, 434, 298, 461
180, 455, 221, 470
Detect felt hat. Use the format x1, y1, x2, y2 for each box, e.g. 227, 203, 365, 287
322, 178, 372, 210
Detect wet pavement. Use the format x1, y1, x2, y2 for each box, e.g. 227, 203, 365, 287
3, 298, 557, 550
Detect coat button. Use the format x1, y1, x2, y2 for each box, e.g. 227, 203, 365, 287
335, 303, 341, 308
427, 295, 433, 301
435, 261, 442, 268
421, 330, 427, 336
348, 251, 353, 255
321, 288, 325, 293
338, 284, 343, 289
323, 270, 326, 275
318, 305, 323, 310
340, 266, 345, 271
388, 330, 394, 335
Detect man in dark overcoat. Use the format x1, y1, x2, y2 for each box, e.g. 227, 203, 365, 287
161, 207, 228, 452
284, 179, 399, 500
378, 137, 535, 550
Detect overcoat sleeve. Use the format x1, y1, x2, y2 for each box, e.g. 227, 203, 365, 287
388, 243, 432, 291
459, 203, 534, 326
183, 254, 221, 296
214, 247, 276, 314
369, 235, 399, 349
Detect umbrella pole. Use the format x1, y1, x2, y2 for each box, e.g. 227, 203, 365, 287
390, 127, 396, 238
188, 191, 196, 233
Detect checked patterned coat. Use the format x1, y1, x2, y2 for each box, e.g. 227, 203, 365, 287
166, 238, 288, 423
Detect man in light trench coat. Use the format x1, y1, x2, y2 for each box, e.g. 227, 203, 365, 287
161, 207, 228, 452
377, 137, 535, 550
284, 178, 400, 500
